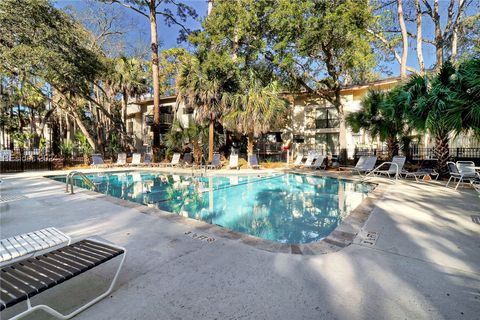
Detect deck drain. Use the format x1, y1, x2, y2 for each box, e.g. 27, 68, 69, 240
0, 194, 27, 203
360, 231, 379, 247
471, 216, 480, 225
184, 231, 215, 243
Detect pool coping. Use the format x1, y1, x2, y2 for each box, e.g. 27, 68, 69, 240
45, 169, 387, 255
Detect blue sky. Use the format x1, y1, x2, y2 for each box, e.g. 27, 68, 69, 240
54, 0, 478, 79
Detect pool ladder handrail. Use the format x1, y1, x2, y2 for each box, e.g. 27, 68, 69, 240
66, 171, 97, 194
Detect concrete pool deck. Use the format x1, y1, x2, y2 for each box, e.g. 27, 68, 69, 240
1, 168, 479, 319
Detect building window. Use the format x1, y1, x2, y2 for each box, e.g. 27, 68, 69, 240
315, 108, 339, 129
293, 135, 305, 143
127, 121, 134, 135
183, 107, 194, 114
315, 133, 339, 154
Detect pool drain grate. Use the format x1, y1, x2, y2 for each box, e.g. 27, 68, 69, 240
184, 231, 215, 243
0, 194, 27, 203
471, 216, 480, 225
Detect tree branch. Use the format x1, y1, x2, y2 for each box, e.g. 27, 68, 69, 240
421, 0, 433, 18
108, 0, 149, 19
443, 0, 455, 39
156, 10, 189, 34
367, 29, 419, 74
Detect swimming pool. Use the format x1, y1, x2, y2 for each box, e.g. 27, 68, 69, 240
49, 172, 374, 244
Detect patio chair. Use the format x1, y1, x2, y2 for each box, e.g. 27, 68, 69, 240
446, 161, 480, 190
301, 153, 316, 167
115, 153, 127, 166
402, 167, 439, 182
471, 178, 480, 193
248, 154, 260, 169
1, 227, 71, 268
163, 153, 181, 167
340, 156, 377, 176
305, 155, 326, 170
228, 154, 240, 170
131, 153, 141, 166
364, 156, 406, 182
0, 231, 126, 320
91, 154, 106, 168
207, 153, 222, 169
292, 154, 304, 166
183, 152, 193, 167
143, 153, 152, 165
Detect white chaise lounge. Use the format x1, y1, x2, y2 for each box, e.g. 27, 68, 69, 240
0, 228, 126, 320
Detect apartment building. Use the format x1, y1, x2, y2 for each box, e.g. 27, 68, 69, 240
127, 77, 478, 159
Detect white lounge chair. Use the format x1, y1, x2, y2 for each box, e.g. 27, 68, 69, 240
1, 227, 71, 267
0, 230, 126, 320
402, 168, 439, 182
340, 156, 377, 176
446, 161, 480, 190
302, 153, 316, 167
131, 153, 141, 166
163, 153, 181, 167
248, 154, 260, 169
228, 154, 240, 170
365, 156, 406, 182
207, 153, 222, 169
292, 154, 304, 166
471, 178, 480, 193
305, 155, 326, 170
115, 153, 127, 166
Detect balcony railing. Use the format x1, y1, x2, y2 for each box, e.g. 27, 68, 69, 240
145, 114, 174, 126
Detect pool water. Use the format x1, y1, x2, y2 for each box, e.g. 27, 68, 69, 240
49, 172, 374, 244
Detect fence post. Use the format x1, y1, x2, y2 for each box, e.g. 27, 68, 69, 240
20, 148, 24, 172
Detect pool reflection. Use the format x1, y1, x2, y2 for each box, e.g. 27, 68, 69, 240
51, 173, 372, 244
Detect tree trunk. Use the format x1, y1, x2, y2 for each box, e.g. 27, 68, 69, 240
450, 0, 465, 63
149, 0, 161, 158
433, 0, 443, 71
333, 87, 347, 164
434, 134, 450, 176
122, 89, 129, 149
247, 132, 254, 155
69, 107, 96, 149
208, 118, 214, 162
207, 0, 214, 15
397, 0, 408, 78
415, 0, 425, 74
386, 136, 399, 159
192, 138, 202, 164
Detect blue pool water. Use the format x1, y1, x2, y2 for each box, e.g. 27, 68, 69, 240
49, 172, 374, 244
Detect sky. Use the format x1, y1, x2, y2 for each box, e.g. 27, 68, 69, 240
54, 0, 478, 79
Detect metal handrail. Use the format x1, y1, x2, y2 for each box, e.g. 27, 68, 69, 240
66, 171, 97, 194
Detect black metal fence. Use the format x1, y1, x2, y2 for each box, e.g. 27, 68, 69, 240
0, 160, 53, 173
1, 149, 55, 173
355, 147, 480, 165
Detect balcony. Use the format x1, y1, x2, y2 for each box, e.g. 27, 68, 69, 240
145, 114, 174, 126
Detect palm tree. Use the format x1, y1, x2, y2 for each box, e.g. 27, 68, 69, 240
445, 58, 480, 136
112, 56, 149, 148
222, 73, 288, 155
176, 56, 237, 162
403, 62, 458, 175
346, 89, 406, 159
114, 57, 148, 124
164, 120, 208, 165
